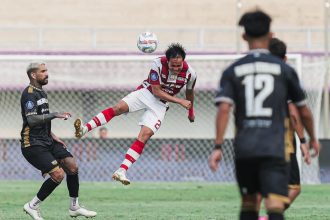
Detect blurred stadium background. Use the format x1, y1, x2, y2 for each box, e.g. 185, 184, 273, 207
0, 0, 330, 219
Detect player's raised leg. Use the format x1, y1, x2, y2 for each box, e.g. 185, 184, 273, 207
112, 125, 154, 185
23, 167, 64, 220
74, 100, 129, 138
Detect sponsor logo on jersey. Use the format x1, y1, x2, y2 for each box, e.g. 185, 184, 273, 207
41, 108, 49, 113
25, 101, 35, 110
37, 98, 48, 106
51, 160, 58, 165
150, 72, 159, 81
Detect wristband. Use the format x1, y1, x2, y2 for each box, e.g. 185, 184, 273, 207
188, 108, 194, 117
299, 137, 306, 144
214, 144, 223, 150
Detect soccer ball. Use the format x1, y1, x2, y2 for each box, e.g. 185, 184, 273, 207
137, 32, 158, 53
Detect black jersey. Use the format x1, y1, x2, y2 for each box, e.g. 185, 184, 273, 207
20, 85, 53, 147
215, 49, 306, 159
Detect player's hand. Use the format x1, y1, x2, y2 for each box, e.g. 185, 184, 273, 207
188, 108, 195, 122
180, 100, 192, 110
310, 138, 321, 157
208, 149, 222, 172
188, 114, 195, 122
56, 112, 72, 120
54, 137, 67, 148
300, 143, 311, 165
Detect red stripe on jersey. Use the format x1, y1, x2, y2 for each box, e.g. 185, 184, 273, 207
86, 124, 92, 131
102, 108, 115, 122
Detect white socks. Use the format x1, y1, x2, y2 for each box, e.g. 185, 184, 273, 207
70, 197, 79, 210
29, 196, 42, 209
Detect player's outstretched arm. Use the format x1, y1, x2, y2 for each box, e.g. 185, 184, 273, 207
288, 103, 311, 164
297, 105, 320, 157
27, 112, 71, 127
209, 102, 231, 172
186, 89, 195, 122
151, 84, 191, 109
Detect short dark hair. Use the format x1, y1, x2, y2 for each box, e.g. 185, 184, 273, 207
239, 10, 272, 38
269, 38, 287, 59
165, 43, 186, 60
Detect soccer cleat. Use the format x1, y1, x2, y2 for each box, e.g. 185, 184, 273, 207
23, 202, 44, 220
69, 206, 97, 218
112, 168, 131, 185
74, 118, 88, 138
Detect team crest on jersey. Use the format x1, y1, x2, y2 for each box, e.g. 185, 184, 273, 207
25, 101, 34, 110
150, 72, 159, 81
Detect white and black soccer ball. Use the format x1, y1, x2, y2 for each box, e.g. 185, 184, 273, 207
137, 32, 158, 53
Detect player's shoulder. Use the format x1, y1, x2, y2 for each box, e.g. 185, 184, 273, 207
153, 56, 166, 65
185, 62, 196, 77
21, 85, 35, 95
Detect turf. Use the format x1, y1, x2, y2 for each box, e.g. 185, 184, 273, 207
0, 181, 329, 220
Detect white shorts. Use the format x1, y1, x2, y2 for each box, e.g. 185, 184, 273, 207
122, 88, 167, 133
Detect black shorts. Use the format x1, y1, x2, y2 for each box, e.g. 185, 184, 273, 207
235, 157, 289, 203
21, 141, 73, 176
288, 153, 301, 188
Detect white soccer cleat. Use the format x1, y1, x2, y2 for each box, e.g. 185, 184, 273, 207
112, 168, 131, 185
23, 202, 44, 220
69, 206, 97, 218
74, 118, 88, 138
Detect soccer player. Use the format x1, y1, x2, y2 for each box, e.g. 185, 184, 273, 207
21, 62, 96, 220
258, 38, 312, 220
208, 10, 320, 220
74, 43, 197, 185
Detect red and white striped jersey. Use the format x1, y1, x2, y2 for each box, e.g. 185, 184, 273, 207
138, 56, 197, 96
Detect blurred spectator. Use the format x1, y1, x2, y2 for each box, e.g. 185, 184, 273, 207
99, 127, 108, 139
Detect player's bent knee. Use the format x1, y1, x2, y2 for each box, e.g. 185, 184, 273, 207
66, 164, 79, 175
113, 101, 129, 115
49, 167, 65, 183
265, 196, 286, 211
241, 194, 258, 211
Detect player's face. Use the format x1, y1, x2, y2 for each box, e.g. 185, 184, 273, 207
35, 64, 49, 85
168, 57, 183, 75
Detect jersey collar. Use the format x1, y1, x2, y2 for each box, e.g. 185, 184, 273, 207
29, 84, 43, 91
248, 49, 270, 54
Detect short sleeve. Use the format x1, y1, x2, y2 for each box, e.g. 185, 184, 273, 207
22, 92, 38, 116
214, 69, 235, 105
148, 60, 161, 85
186, 66, 197, 90
286, 67, 306, 106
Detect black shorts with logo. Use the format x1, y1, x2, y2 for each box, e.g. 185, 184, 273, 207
235, 157, 289, 203
288, 153, 300, 188
21, 141, 73, 176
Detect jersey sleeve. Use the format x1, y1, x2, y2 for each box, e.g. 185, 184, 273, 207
286, 67, 307, 106
22, 92, 38, 116
214, 68, 235, 105
186, 66, 197, 90
148, 59, 161, 85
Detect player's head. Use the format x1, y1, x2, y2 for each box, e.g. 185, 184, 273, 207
26, 61, 49, 86
239, 10, 272, 47
165, 43, 186, 75
99, 127, 108, 139
269, 38, 287, 61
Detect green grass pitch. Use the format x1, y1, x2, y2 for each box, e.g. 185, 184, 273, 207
0, 181, 329, 220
